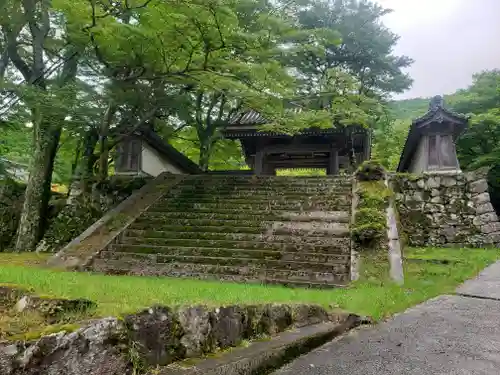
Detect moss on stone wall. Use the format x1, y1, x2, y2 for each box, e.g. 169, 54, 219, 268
352, 162, 392, 282
352, 180, 390, 250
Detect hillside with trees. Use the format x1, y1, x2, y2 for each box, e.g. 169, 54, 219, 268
377, 70, 500, 171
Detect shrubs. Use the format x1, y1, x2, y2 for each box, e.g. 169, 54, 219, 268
355, 160, 386, 182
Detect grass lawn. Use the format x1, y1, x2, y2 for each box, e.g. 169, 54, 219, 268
0, 247, 499, 326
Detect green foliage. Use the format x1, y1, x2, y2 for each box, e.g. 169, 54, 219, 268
352, 179, 390, 250
452, 70, 500, 170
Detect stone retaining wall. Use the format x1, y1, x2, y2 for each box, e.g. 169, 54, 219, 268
392, 168, 500, 247
0, 303, 354, 375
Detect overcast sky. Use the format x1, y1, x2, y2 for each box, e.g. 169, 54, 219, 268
376, 0, 500, 99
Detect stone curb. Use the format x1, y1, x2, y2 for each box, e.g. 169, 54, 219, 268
153, 314, 364, 375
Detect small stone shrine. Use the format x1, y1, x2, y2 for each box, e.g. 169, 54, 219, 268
393, 96, 500, 247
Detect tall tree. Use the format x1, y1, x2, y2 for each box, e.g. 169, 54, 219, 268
451, 70, 500, 169
291, 0, 413, 98
1, 0, 84, 250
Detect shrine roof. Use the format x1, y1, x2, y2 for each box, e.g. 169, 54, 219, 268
397, 96, 470, 172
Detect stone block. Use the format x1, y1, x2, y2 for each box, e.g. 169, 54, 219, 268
413, 191, 424, 201
427, 176, 441, 189
430, 196, 443, 204
464, 171, 478, 182
473, 216, 482, 227
258, 304, 293, 335
212, 306, 245, 349
469, 179, 489, 194
478, 212, 499, 224
441, 226, 459, 240
481, 222, 500, 234
476, 202, 495, 215
290, 304, 330, 328
177, 306, 216, 357
473, 192, 491, 206
488, 232, 500, 244
425, 203, 445, 213
417, 179, 425, 189
431, 189, 441, 197
124, 306, 184, 366
441, 176, 457, 187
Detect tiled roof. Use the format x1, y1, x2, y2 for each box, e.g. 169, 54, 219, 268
397, 96, 470, 172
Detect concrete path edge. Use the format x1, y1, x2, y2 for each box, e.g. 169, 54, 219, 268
154, 314, 366, 375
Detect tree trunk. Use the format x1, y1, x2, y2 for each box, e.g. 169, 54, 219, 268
97, 101, 116, 182
198, 142, 212, 172
15, 121, 61, 251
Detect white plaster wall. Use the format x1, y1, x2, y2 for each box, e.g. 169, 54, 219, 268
409, 137, 428, 174
141, 143, 185, 176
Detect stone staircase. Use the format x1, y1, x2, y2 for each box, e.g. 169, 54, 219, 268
89, 175, 353, 288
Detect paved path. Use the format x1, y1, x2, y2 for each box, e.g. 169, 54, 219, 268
273, 262, 500, 375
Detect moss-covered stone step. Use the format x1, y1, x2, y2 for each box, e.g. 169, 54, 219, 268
127, 223, 265, 234
127, 221, 350, 237
100, 251, 349, 273
133, 217, 264, 228
155, 201, 351, 212
122, 231, 351, 252
132, 215, 350, 228
164, 186, 351, 196
160, 192, 352, 203
90, 258, 349, 283
179, 178, 352, 187
157, 195, 350, 205
139, 210, 350, 223
107, 244, 350, 262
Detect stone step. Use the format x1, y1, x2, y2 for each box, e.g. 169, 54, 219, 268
154, 201, 351, 212
133, 215, 350, 229
162, 192, 351, 202
157, 195, 350, 205
108, 244, 350, 262
100, 251, 350, 273
122, 231, 351, 252
140, 210, 350, 223
127, 222, 350, 237
90, 258, 349, 284
165, 187, 351, 195
181, 176, 351, 183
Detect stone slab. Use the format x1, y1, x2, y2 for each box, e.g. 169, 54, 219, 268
456, 261, 500, 300
272, 295, 500, 375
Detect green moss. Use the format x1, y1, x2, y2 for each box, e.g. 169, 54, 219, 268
352, 179, 391, 251
7, 323, 81, 342
355, 161, 386, 182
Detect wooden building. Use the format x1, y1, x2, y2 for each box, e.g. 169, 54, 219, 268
397, 96, 469, 173
114, 128, 201, 177
223, 108, 371, 175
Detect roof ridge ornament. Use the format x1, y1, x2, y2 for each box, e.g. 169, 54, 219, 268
429, 95, 444, 111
